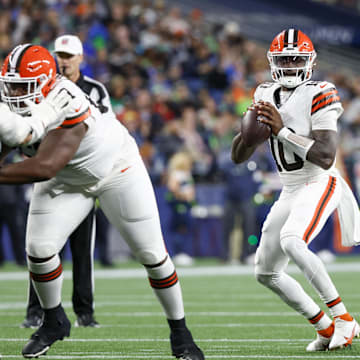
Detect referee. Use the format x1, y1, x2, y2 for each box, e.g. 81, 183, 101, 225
21, 34, 113, 328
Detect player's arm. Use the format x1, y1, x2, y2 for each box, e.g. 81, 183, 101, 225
0, 90, 72, 147
256, 102, 337, 170
0, 123, 87, 184
231, 132, 257, 164
306, 129, 337, 169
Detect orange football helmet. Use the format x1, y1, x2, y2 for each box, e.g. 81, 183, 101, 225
0, 44, 57, 114
267, 29, 316, 88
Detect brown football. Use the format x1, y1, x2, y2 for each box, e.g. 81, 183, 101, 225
241, 108, 271, 146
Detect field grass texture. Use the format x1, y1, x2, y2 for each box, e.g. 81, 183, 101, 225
1, 258, 360, 359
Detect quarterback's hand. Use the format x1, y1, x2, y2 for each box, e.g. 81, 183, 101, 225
255, 101, 284, 136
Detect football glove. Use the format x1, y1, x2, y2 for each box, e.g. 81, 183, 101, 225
0, 102, 32, 147
23, 89, 72, 144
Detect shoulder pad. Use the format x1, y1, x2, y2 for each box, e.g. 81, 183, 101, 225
254, 82, 279, 102
311, 82, 341, 116
258, 82, 276, 89
53, 79, 91, 128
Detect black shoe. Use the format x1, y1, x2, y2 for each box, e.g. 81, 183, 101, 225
22, 306, 71, 358
170, 327, 204, 360
20, 314, 43, 329
74, 313, 100, 327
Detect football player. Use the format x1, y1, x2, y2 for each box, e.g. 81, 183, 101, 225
22, 35, 102, 330
232, 29, 360, 351
0, 44, 204, 360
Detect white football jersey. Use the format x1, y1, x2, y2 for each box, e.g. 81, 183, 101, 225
21, 76, 139, 185
254, 81, 343, 185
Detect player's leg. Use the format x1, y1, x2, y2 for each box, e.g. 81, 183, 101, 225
22, 181, 94, 357
255, 189, 334, 351
69, 208, 99, 327
98, 158, 204, 360
280, 175, 359, 350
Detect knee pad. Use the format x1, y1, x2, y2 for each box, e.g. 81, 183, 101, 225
280, 235, 307, 258
255, 270, 282, 292
255, 272, 273, 287
26, 240, 58, 259
136, 249, 167, 265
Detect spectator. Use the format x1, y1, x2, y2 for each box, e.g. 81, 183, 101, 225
166, 151, 195, 265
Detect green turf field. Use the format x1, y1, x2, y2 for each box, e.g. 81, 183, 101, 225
1, 258, 360, 359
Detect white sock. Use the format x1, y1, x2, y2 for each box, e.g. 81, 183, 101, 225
309, 310, 333, 331
326, 297, 348, 318
28, 254, 63, 309
145, 255, 184, 320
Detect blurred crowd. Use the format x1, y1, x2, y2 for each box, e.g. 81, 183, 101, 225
0, 0, 270, 185
1, 0, 360, 264
311, 0, 360, 13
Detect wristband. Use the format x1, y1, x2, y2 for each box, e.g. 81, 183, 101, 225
277, 127, 314, 160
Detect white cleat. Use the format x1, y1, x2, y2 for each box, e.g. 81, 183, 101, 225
306, 333, 332, 351
329, 318, 360, 350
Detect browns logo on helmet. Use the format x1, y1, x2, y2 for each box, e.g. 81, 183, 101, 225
267, 29, 316, 88
0, 44, 57, 114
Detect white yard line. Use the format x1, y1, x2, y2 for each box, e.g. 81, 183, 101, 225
0, 337, 358, 342
2, 352, 360, 359
0, 323, 317, 328
1, 261, 360, 281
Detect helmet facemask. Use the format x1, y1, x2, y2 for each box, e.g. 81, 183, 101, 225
0, 72, 51, 115
267, 51, 316, 88
267, 29, 316, 89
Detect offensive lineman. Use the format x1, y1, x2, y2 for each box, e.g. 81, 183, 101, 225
232, 29, 360, 351
0, 44, 204, 360
22, 34, 103, 330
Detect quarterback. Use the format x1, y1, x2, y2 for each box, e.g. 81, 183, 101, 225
232, 29, 360, 351
0, 44, 204, 360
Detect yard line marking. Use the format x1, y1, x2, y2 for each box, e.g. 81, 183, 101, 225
0, 338, 349, 342
3, 355, 360, 359
2, 309, 360, 317
72, 323, 312, 328
2, 323, 313, 328
2, 261, 360, 281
